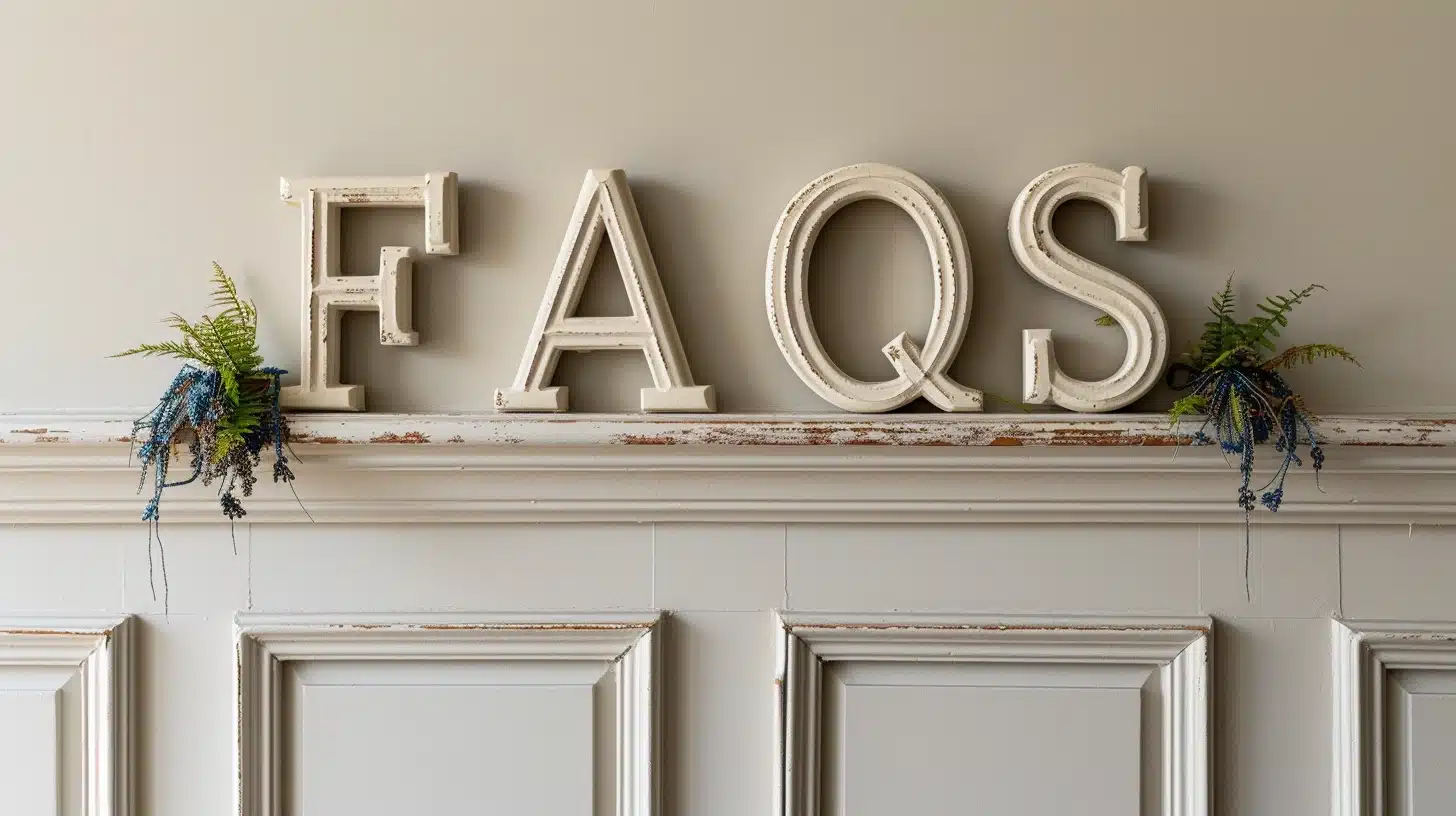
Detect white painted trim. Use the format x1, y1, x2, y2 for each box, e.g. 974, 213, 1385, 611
7, 412, 1452, 448
234, 612, 659, 816
0, 616, 134, 816
1331, 620, 1456, 816
617, 623, 661, 816
774, 613, 1210, 816
4, 414, 1456, 524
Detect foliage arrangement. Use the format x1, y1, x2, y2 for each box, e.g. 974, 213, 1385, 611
1166, 276, 1357, 514
115, 264, 295, 527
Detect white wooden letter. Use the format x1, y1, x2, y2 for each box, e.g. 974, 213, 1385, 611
1009, 164, 1167, 412
280, 173, 459, 411
767, 163, 982, 413
495, 169, 714, 413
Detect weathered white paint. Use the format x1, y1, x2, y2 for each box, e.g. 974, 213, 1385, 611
235, 612, 660, 816
0, 616, 134, 816
2, 413, 1456, 524
775, 613, 1209, 816
1331, 620, 1456, 816
5, 412, 1456, 448
496, 170, 714, 413
1009, 164, 1167, 412
279, 173, 460, 412
767, 164, 983, 412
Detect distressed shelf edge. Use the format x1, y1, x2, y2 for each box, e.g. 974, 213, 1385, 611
3, 412, 1454, 448
5, 412, 1455, 525
3, 496, 1455, 526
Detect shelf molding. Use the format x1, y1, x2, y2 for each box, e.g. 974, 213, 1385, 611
4, 411, 1454, 448
2, 412, 1455, 525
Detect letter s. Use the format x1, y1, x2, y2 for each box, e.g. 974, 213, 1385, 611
1009, 164, 1167, 412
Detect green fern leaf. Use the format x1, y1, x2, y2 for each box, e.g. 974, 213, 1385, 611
116, 264, 268, 385
1236, 284, 1323, 352
1262, 344, 1360, 370
1168, 394, 1207, 428
110, 340, 201, 362
1210, 275, 1235, 319
209, 262, 258, 327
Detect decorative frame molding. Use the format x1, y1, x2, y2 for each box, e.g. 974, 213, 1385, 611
5, 413, 1456, 524
767, 164, 983, 413
234, 612, 660, 816
1331, 619, 1456, 816
774, 613, 1210, 816
0, 616, 135, 816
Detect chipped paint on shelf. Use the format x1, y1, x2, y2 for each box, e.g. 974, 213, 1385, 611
2, 413, 1454, 448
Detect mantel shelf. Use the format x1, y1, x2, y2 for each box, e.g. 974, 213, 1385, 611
3, 412, 1454, 525
4, 412, 1454, 448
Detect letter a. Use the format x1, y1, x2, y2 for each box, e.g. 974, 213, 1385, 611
495, 170, 715, 412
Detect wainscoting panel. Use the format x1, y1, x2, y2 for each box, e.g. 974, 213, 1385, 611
0, 617, 134, 816
1333, 620, 1456, 816
234, 613, 660, 816
0, 522, 1449, 815
776, 614, 1209, 816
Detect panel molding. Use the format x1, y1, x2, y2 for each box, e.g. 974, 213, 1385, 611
0, 616, 135, 816
1332, 619, 1456, 816
4, 413, 1456, 525
775, 613, 1210, 816
234, 612, 660, 816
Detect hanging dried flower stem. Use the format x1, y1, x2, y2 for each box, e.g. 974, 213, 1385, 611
114, 264, 298, 608
1165, 275, 1358, 597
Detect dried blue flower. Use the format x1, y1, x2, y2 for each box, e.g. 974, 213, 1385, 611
220, 492, 246, 520
128, 365, 290, 521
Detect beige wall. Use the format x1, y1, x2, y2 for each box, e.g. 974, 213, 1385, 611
3, 6, 1456, 815
1, 1, 1450, 414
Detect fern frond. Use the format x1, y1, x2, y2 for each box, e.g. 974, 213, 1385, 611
1187, 275, 1241, 368
218, 365, 241, 407
110, 340, 203, 362
1262, 343, 1360, 370
1236, 284, 1324, 352
209, 263, 256, 322
117, 265, 266, 380
197, 314, 261, 374
213, 425, 245, 460
1204, 344, 1256, 372
162, 314, 223, 365
213, 375, 270, 459
1169, 394, 1207, 428
1209, 275, 1236, 320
